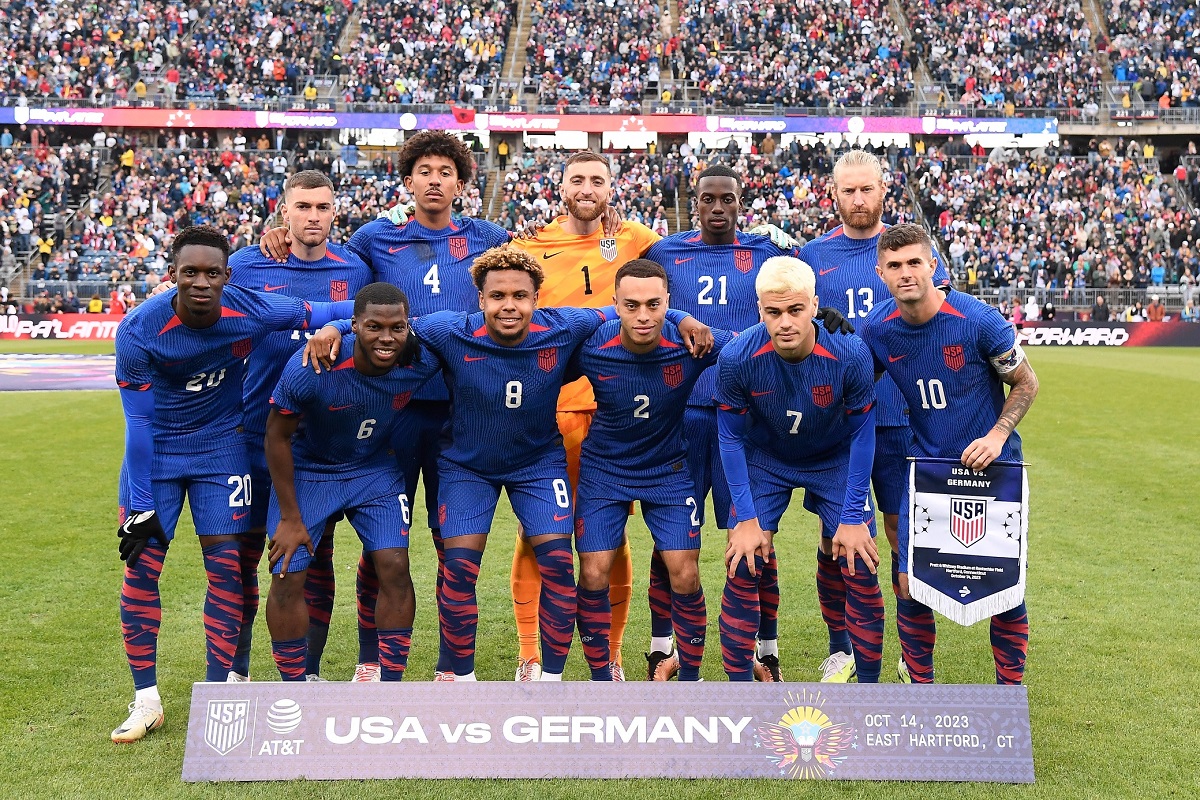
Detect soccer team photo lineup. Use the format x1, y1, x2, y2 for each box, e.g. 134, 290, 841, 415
99, 133, 1039, 739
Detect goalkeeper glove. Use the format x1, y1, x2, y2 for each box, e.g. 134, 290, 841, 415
747, 223, 804, 251
379, 202, 416, 226
816, 307, 855, 335
118, 510, 169, 568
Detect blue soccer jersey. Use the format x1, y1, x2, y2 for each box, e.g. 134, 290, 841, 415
650, 230, 790, 408
228, 242, 373, 437
714, 323, 877, 468
858, 289, 1024, 464
573, 319, 735, 484
801, 223, 950, 428
412, 307, 610, 477
347, 216, 510, 401
268, 333, 442, 478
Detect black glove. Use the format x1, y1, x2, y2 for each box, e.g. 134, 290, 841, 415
118, 510, 169, 568
817, 307, 855, 335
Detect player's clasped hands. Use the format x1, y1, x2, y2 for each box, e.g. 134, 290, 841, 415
831, 522, 879, 577
267, 517, 313, 578
725, 518, 770, 578
302, 327, 343, 372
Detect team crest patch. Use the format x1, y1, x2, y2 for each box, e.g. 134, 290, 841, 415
329, 280, 349, 302
449, 236, 468, 260
950, 497, 987, 547
662, 363, 683, 388
599, 237, 618, 262
943, 344, 965, 371
392, 391, 412, 410
231, 338, 252, 359
811, 384, 833, 408
205, 700, 249, 756
733, 248, 753, 274
438, 504, 447, 526
538, 347, 558, 372
574, 517, 585, 539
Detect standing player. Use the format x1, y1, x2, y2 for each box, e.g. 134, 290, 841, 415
112, 225, 355, 742
264, 283, 439, 682
505, 151, 661, 681
859, 224, 1037, 685
715, 256, 885, 683
800, 149, 951, 682
226, 169, 373, 682
570, 260, 735, 680
264, 131, 510, 681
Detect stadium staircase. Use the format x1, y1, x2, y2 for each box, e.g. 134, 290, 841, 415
1079, 0, 1112, 76
886, 0, 936, 94
503, 0, 533, 107
331, 7, 364, 99
671, 200, 688, 236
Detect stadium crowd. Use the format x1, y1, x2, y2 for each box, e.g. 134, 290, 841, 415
1107, 0, 1200, 110
338, 0, 512, 106
675, 0, 915, 109
904, 0, 1104, 110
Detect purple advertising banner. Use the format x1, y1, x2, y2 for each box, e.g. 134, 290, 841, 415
1018, 321, 1200, 346
182, 682, 1033, 782
0, 105, 1057, 135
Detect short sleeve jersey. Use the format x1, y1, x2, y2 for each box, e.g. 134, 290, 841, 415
114, 285, 312, 456
268, 333, 441, 478
650, 230, 790, 407
573, 320, 735, 485
714, 323, 877, 468
228, 242, 373, 435
858, 289, 1023, 462
510, 217, 660, 411
801, 224, 950, 427
413, 307, 607, 475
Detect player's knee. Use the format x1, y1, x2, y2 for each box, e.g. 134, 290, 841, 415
666, 557, 700, 595
268, 571, 307, 606
371, 548, 412, 587
578, 553, 612, 591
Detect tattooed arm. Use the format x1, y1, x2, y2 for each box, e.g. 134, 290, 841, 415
961, 358, 1039, 470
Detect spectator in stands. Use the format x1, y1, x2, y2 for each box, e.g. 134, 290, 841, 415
1124, 300, 1146, 321
87, 294, 104, 313
1181, 300, 1198, 323
1041, 300, 1056, 321
1146, 294, 1165, 322
1090, 294, 1110, 322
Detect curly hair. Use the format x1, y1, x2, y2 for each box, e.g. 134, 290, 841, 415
397, 131, 475, 183
469, 246, 545, 292
171, 224, 230, 263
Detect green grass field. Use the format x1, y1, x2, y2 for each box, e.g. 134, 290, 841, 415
1, 344, 1197, 798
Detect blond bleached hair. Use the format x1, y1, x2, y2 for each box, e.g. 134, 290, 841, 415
832, 149, 886, 189
756, 256, 816, 299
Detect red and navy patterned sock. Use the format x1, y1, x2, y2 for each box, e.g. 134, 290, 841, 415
201, 540, 244, 682
896, 594, 937, 683
439, 547, 483, 676
533, 539, 577, 675
720, 554, 764, 681
431, 528, 453, 672
356, 552, 379, 664
304, 530, 335, 675
576, 586, 612, 680
841, 555, 885, 683
271, 636, 307, 682
817, 548, 851, 655
378, 627, 414, 681
672, 588, 707, 681
120, 541, 166, 690
231, 531, 264, 676
647, 549, 673, 639
757, 547, 780, 641
991, 602, 1029, 685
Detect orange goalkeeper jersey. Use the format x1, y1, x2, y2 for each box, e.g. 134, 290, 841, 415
511, 216, 660, 410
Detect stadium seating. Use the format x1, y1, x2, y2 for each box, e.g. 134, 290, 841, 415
675, 0, 915, 109
1106, 0, 1200, 109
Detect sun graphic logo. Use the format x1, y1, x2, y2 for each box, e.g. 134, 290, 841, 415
755, 689, 857, 779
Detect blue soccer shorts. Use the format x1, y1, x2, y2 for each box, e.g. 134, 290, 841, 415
437, 453, 574, 539
390, 399, 450, 531
575, 468, 701, 553
243, 430, 272, 529
872, 425, 912, 516
740, 454, 877, 539
267, 469, 410, 574
147, 444, 254, 540
683, 405, 733, 529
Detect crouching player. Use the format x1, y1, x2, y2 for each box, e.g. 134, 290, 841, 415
263, 283, 440, 681
715, 256, 885, 682
570, 260, 735, 680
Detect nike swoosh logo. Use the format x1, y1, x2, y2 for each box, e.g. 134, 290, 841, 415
819, 267, 838, 276
888, 355, 906, 363
542, 251, 563, 260
233, 511, 249, 520
328, 404, 354, 411
464, 355, 487, 362
688, 529, 699, 538
596, 374, 618, 381
388, 245, 411, 253
675, 257, 694, 265
751, 390, 773, 397
553, 513, 570, 521
263, 283, 288, 291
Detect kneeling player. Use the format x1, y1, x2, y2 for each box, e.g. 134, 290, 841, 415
264, 284, 440, 681
716, 256, 885, 682
571, 260, 735, 680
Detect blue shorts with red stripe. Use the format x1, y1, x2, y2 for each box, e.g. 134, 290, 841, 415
734, 451, 876, 538
575, 465, 700, 553
142, 444, 253, 539
437, 453, 574, 539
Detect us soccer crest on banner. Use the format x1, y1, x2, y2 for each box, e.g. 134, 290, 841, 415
907, 458, 1028, 626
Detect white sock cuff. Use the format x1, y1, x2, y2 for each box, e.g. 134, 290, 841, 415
650, 636, 674, 654
756, 639, 779, 658
540, 671, 563, 681
135, 685, 161, 706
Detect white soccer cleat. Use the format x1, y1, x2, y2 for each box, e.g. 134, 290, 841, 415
226, 672, 250, 683
515, 658, 542, 682
819, 651, 857, 683
111, 700, 164, 744
352, 662, 381, 683
305, 674, 328, 682
609, 661, 626, 682
434, 671, 458, 682
898, 657, 911, 684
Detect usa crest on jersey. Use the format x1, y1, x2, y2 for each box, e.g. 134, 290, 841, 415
330, 280, 349, 302
538, 347, 558, 372
811, 384, 833, 408
943, 344, 965, 371
231, 337, 252, 359
662, 363, 683, 388
599, 238, 618, 262
449, 236, 468, 261
733, 248, 753, 274
392, 391, 412, 410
